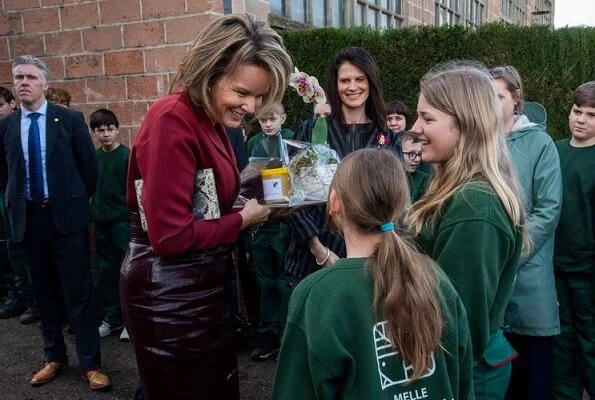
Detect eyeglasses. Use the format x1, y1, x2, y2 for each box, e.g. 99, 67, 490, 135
403, 151, 422, 161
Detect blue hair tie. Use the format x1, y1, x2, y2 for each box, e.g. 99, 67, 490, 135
380, 222, 395, 232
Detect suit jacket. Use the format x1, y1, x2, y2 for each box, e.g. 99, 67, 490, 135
225, 127, 248, 171
0, 102, 98, 242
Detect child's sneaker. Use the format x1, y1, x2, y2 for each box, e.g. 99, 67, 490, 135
250, 337, 280, 361
119, 327, 130, 341
98, 321, 123, 338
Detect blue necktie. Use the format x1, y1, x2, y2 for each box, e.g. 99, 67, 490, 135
27, 112, 44, 201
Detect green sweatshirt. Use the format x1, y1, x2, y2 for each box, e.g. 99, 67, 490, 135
408, 169, 430, 203
415, 181, 522, 364
273, 257, 474, 400
91, 145, 130, 223
554, 139, 595, 274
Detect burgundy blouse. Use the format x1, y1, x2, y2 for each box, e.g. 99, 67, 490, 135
127, 92, 242, 256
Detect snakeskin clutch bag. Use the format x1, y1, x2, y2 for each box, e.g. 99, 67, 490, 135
135, 168, 221, 232
192, 168, 221, 220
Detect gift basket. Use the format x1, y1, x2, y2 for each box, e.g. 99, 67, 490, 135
235, 68, 339, 208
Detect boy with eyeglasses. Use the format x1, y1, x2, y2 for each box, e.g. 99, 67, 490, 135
402, 133, 429, 202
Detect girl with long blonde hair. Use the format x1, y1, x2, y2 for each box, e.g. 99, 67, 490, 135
274, 149, 473, 400
406, 62, 525, 400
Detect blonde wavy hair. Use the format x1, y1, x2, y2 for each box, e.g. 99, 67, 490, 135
406, 62, 525, 239
169, 14, 293, 122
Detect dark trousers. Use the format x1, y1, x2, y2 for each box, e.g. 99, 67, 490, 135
251, 230, 288, 339
24, 202, 101, 371
0, 189, 32, 301
505, 333, 553, 400
552, 272, 595, 400
95, 220, 129, 326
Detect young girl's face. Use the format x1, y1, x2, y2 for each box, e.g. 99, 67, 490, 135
386, 113, 407, 134
493, 78, 518, 126
411, 93, 460, 163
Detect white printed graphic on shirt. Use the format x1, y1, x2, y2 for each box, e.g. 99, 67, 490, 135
373, 320, 436, 390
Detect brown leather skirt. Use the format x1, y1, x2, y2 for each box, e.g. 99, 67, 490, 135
120, 213, 239, 400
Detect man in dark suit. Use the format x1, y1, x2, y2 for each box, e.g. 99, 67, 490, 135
0, 55, 110, 391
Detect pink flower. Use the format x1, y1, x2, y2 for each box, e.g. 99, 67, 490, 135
376, 133, 388, 146
289, 67, 327, 105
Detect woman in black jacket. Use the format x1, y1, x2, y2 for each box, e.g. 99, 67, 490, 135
280, 46, 401, 329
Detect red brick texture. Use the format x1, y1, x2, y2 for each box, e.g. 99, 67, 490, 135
0, 13, 23, 36
83, 26, 123, 52
0, 0, 223, 136
23, 8, 60, 33
104, 50, 144, 75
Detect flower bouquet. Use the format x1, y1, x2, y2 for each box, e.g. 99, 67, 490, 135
234, 68, 340, 208
284, 141, 338, 205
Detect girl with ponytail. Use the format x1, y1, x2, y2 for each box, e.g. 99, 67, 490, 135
273, 148, 473, 400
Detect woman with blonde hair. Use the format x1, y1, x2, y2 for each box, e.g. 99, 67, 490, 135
274, 148, 473, 400
120, 14, 293, 399
407, 62, 525, 400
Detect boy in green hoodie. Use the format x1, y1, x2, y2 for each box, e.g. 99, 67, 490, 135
248, 103, 294, 361
552, 81, 595, 400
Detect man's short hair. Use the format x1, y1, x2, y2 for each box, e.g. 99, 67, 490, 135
89, 108, 120, 130
0, 86, 14, 103
573, 81, 595, 108
12, 55, 50, 81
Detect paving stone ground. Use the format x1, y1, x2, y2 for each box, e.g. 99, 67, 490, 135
0, 317, 275, 400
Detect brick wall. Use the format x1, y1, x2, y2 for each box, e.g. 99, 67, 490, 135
404, 0, 510, 27
0, 0, 224, 145
405, 0, 436, 26
486, 0, 502, 23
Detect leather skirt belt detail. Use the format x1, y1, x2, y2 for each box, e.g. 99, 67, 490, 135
120, 212, 239, 400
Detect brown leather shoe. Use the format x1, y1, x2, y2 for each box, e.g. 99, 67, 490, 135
84, 370, 111, 391
31, 362, 65, 386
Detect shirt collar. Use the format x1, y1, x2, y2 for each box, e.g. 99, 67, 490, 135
21, 100, 48, 119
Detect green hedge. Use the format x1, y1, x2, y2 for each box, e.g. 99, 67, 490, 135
279, 24, 595, 140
